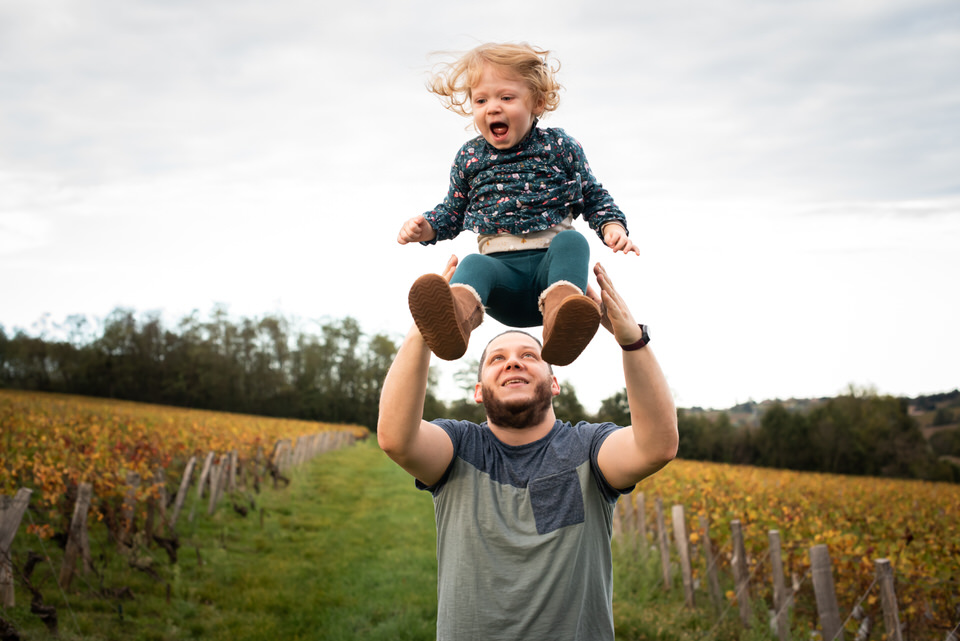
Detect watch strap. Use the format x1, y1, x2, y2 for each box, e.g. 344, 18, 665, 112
620, 324, 650, 351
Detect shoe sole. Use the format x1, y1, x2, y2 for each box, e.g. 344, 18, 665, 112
408, 274, 467, 361
541, 297, 601, 366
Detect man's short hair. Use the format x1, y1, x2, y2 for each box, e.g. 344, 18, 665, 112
477, 330, 552, 381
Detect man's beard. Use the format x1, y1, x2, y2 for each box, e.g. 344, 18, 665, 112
481, 378, 554, 430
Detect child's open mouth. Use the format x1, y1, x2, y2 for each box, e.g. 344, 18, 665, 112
490, 123, 508, 137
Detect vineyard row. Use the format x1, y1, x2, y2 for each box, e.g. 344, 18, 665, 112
0, 429, 358, 631
613, 492, 959, 641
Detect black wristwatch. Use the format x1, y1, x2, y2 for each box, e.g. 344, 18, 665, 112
620, 324, 650, 351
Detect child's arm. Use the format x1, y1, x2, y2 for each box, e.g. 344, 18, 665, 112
602, 222, 640, 256
398, 214, 438, 245
558, 131, 633, 249
408, 144, 475, 245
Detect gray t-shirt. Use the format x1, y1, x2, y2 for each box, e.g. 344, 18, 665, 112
417, 419, 633, 641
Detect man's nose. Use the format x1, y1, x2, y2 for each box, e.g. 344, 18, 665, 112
504, 356, 523, 369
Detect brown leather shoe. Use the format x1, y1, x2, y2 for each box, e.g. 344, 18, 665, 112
539, 281, 600, 366
408, 274, 484, 360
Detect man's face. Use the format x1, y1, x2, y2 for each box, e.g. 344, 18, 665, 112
474, 332, 560, 429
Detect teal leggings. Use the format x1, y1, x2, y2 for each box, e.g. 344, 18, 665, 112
451, 230, 591, 328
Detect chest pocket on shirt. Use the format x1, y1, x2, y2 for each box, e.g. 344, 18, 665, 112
528, 469, 585, 535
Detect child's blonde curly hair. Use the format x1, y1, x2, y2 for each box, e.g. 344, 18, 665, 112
427, 43, 562, 118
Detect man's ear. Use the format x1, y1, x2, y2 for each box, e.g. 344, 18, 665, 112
551, 376, 561, 397
474, 382, 484, 404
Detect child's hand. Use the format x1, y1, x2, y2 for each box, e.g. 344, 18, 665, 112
398, 215, 437, 245
603, 223, 639, 256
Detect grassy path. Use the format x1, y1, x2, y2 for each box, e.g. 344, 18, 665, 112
199, 439, 440, 641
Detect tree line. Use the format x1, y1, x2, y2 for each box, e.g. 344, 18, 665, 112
0, 307, 396, 430
2, 308, 957, 483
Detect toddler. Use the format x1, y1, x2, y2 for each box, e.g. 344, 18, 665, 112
398, 42, 637, 366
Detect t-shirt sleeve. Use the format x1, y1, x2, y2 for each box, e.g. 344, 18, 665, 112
414, 419, 467, 494
589, 422, 637, 501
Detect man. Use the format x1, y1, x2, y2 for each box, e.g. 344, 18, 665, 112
378, 256, 678, 641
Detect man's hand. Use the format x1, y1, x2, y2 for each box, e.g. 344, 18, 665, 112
398, 215, 438, 245
589, 263, 644, 346
602, 223, 639, 256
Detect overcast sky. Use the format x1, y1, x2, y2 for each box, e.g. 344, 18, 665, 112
2, 0, 958, 412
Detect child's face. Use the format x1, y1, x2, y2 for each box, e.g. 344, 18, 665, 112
470, 65, 544, 150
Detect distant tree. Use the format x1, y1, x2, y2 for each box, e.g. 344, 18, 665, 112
676, 409, 711, 460
451, 358, 482, 397
930, 429, 960, 458
709, 412, 738, 463
360, 333, 398, 429
595, 388, 630, 426
553, 380, 586, 424
422, 366, 448, 424
757, 403, 814, 470
442, 398, 486, 424
933, 407, 956, 426
807, 388, 931, 478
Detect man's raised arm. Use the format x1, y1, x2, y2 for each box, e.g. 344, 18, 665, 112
376, 258, 457, 486
591, 263, 679, 490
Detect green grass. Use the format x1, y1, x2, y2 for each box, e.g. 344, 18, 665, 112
610, 544, 780, 641
5, 442, 776, 641
4, 441, 439, 641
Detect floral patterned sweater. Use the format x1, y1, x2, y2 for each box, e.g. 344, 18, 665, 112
421, 125, 628, 247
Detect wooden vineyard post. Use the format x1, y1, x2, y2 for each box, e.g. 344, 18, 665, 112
875, 559, 903, 641
169, 455, 196, 529
810, 544, 844, 641
699, 515, 724, 614
622, 492, 636, 552
1, 488, 33, 607
208, 455, 226, 516
730, 519, 752, 628
145, 469, 166, 539
228, 451, 238, 493
671, 504, 695, 607
655, 497, 672, 590
274, 439, 292, 475
121, 472, 141, 547
197, 452, 215, 500
636, 492, 648, 557
59, 482, 94, 590
291, 436, 303, 467
769, 530, 790, 641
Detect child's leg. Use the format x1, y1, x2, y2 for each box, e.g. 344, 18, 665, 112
408, 250, 537, 360
459, 251, 545, 328
534, 229, 591, 293
449, 253, 502, 303
534, 230, 600, 366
